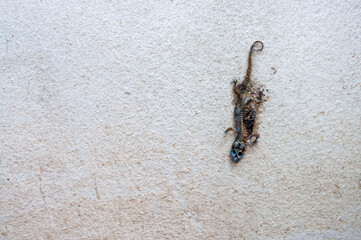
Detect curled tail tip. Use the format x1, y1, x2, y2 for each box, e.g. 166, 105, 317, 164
252, 41, 264, 52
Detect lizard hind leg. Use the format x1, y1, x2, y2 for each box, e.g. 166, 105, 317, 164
232, 77, 238, 86
255, 88, 265, 103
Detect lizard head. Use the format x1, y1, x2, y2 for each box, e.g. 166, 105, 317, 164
230, 140, 246, 163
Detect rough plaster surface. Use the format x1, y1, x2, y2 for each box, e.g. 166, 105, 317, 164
1, 0, 360, 239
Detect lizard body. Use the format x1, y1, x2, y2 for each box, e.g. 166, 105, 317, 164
226, 41, 264, 163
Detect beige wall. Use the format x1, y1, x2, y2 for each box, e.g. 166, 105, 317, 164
1, 0, 360, 239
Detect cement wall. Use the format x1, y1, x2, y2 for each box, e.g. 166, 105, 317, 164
1, 0, 360, 239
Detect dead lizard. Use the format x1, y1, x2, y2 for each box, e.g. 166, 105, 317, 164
225, 41, 264, 163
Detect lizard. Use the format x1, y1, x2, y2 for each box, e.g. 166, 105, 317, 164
225, 41, 264, 163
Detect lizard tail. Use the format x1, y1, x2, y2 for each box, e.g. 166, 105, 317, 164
245, 41, 264, 82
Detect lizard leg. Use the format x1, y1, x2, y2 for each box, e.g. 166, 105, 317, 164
246, 134, 259, 146
232, 78, 241, 95
255, 88, 265, 103
232, 77, 238, 86
225, 127, 235, 134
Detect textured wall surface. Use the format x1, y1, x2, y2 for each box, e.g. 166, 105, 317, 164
1, 0, 360, 239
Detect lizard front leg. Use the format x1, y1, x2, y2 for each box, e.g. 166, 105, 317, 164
246, 133, 259, 146
225, 127, 235, 134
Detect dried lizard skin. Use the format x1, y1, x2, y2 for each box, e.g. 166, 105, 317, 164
226, 41, 264, 163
